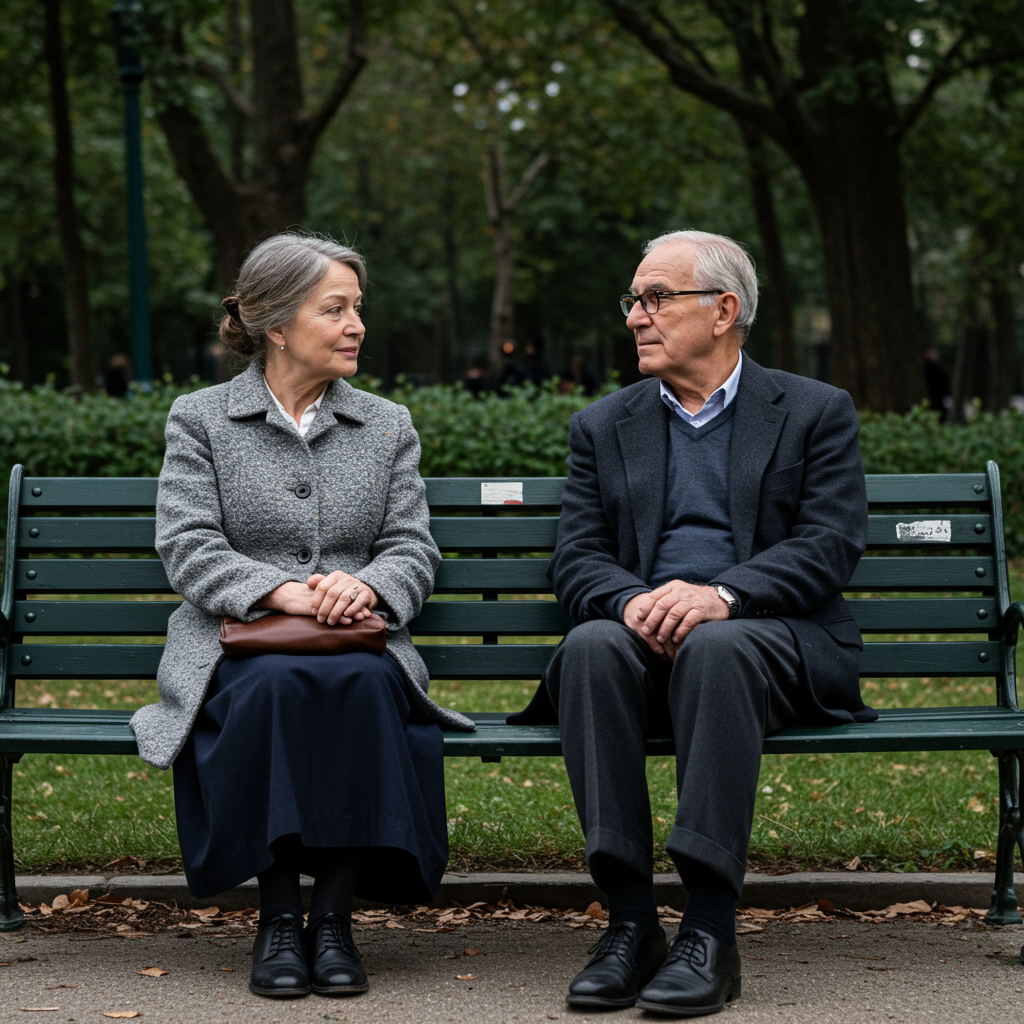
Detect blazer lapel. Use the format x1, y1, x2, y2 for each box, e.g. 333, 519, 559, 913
729, 357, 786, 563
616, 380, 667, 581
304, 377, 367, 444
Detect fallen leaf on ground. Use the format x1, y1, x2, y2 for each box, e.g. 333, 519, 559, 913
138, 967, 168, 977
464, 947, 479, 956
190, 907, 219, 918
219, 967, 234, 972
886, 900, 932, 915
385, 920, 405, 929
844, 856, 861, 871
94, 893, 131, 906
584, 902, 607, 920
68, 890, 89, 907
455, 974, 477, 981
102, 1013, 141, 1019
50, 895, 69, 911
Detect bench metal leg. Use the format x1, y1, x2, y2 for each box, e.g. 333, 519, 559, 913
987, 750, 1024, 926
0, 754, 24, 931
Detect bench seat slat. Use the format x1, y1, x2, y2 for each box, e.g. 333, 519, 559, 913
3, 706, 1022, 758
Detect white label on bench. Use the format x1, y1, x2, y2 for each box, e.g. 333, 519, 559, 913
481, 481, 524, 505
896, 520, 951, 542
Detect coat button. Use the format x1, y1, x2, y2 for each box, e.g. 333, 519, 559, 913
296, 548, 312, 564
295, 482, 311, 499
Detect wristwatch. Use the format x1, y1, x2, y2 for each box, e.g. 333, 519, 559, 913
715, 585, 740, 618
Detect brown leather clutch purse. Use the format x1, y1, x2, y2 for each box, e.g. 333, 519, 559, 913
219, 613, 387, 658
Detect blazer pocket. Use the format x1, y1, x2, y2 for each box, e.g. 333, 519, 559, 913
762, 459, 804, 496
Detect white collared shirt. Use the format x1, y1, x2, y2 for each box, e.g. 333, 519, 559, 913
263, 376, 327, 437
659, 351, 743, 428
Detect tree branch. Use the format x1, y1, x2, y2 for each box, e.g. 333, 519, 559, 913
505, 150, 551, 212
445, 0, 495, 66
892, 31, 971, 144
183, 55, 254, 118
484, 141, 503, 223
300, 0, 368, 152
650, 5, 716, 77
604, 0, 786, 144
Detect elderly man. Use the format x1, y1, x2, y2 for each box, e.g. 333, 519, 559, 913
509, 231, 876, 1016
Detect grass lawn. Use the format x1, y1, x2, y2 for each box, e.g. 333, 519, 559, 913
8, 565, 1023, 877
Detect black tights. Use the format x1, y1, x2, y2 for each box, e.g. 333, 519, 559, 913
256, 835, 366, 928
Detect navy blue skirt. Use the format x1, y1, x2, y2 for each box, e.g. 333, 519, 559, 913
172, 650, 448, 903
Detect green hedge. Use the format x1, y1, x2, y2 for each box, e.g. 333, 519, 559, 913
2, 375, 1023, 556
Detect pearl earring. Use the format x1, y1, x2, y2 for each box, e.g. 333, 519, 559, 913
280, 345, 285, 350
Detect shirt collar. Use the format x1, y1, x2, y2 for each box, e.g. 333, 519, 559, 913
263, 376, 327, 435
659, 351, 743, 427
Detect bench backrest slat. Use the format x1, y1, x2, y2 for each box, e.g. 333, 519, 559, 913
4, 464, 1014, 714
9, 638, 1003, 682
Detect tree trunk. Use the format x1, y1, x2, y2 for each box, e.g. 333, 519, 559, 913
41, 0, 93, 390
154, 0, 366, 293
737, 120, 796, 373
489, 216, 515, 360
8, 280, 31, 385
800, 122, 922, 409
989, 274, 1016, 412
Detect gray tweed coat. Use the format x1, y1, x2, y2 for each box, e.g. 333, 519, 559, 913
130, 362, 475, 770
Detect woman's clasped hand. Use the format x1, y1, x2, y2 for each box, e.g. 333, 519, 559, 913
260, 571, 379, 625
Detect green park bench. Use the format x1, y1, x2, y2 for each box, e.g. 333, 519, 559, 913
1, 462, 1023, 931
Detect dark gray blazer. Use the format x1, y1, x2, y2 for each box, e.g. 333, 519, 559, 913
513, 356, 876, 727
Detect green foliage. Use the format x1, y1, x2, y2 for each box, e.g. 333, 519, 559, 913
3, 381, 1024, 553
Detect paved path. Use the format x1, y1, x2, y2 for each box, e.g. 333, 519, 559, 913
3, 916, 1024, 1023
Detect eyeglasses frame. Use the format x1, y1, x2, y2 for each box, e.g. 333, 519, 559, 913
619, 289, 724, 317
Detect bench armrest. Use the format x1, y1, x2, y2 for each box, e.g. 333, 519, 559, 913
1003, 602, 1024, 647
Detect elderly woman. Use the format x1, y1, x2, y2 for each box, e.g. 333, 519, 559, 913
130, 233, 473, 999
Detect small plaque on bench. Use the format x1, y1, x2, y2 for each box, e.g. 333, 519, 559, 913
896, 520, 951, 542
481, 482, 524, 505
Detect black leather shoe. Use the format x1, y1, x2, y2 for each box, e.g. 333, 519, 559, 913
566, 922, 668, 1008
305, 913, 369, 996
249, 913, 310, 998
636, 928, 741, 1016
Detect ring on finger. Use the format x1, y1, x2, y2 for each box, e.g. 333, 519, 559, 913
349, 589, 359, 601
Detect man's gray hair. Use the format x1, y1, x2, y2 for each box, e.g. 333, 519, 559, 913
220, 232, 366, 365
642, 230, 758, 338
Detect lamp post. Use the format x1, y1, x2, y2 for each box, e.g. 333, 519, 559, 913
110, 0, 153, 391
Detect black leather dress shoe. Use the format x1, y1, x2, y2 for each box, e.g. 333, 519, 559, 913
305, 913, 369, 996
636, 928, 741, 1016
249, 913, 310, 998
566, 922, 668, 1008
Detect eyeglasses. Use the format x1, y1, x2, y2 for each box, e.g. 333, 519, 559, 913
619, 289, 723, 316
